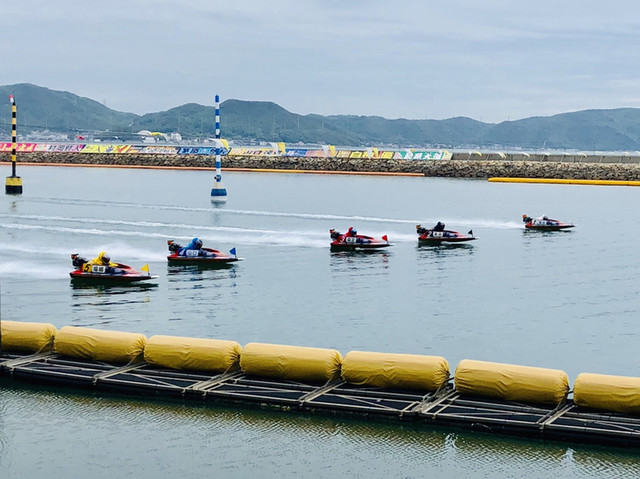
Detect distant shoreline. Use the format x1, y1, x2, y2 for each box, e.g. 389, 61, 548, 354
2, 152, 640, 181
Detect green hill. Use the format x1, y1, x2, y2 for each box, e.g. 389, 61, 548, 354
1, 83, 639, 150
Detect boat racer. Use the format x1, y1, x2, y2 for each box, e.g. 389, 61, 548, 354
83, 251, 118, 272
168, 238, 212, 257
182, 238, 203, 253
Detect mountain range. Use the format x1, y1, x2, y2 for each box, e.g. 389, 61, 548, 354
1, 83, 640, 151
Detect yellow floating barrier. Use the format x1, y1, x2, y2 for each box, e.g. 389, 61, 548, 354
0, 320, 56, 353
144, 335, 241, 373
454, 359, 569, 406
54, 326, 146, 364
574, 373, 640, 414
488, 177, 640, 187
341, 351, 449, 392
240, 342, 342, 383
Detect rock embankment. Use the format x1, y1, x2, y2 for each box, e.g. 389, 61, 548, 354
3, 152, 640, 180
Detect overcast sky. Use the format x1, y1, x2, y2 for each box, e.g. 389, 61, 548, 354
4, 1, 640, 123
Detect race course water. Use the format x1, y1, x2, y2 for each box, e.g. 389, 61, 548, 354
1, 165, 639, 478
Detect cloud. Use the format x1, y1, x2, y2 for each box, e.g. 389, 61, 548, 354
3, 0, 640, 122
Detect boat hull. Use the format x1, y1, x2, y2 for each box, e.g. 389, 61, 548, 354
525, 224, 575, 231
418, 237, 476, 245
330, 243, 391, 252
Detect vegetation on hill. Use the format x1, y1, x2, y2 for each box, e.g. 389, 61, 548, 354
1, 83, 639, 150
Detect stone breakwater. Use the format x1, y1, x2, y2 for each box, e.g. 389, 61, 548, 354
3, 152, 640, 180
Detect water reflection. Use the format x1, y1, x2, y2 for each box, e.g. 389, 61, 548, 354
416, 243, 475, 257
522, 228, 575, 241
167, 264, 238, 287
69, 281, 156, 323
330, 250, 390, 265
167, 262, 237, 275
329, 251, 390, 281
70, 281, 158, 293
2, 382, 640, 478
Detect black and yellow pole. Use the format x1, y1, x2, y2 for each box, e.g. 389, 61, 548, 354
5, 94, 22, 195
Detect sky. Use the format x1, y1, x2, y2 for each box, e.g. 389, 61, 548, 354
4, 0, 640, 123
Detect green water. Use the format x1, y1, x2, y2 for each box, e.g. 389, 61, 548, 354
1, 166, 639, 477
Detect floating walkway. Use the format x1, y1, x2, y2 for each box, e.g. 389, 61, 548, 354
1, 322, 640, 449
488, 177, 640, 186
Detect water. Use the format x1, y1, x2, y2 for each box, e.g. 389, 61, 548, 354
1, 165, 639, 477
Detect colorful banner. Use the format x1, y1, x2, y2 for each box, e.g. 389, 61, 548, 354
393, 151, 413, 160
229, 148, 281, 156
411, 150, 452, 160
284, 149, 310, 157
36, 143, 85, 153
0, 142, 37, 152
125, 145, 145, 154
177, 147, 229, 155
136, 146, 180, 155
304, 149, 325, 157
0, 143, 453, 161
80, 144, 132, 154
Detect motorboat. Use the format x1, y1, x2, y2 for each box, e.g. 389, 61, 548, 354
69, 253, 156, 283
329, 228, 391, 251
167, 240, 242, 265
522, 214, 575, 230
416, 224, 476, 245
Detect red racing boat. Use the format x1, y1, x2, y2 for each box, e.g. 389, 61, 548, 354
167, 240, 242, 265
416, 224, 476, 245
69, 253, 156, 283
522, 214, 575, 230
329, 227, 391, 251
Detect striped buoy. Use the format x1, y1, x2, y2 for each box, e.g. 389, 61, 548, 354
210, 94, 227, 202
5, 95, 22, 195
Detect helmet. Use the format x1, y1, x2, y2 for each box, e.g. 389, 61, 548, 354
352, 229, 357, 235
196, 239, 203, 248
102, 254, 110, 264
416, 224, 421, 229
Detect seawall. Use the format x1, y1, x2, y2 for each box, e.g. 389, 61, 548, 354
3, 151, 640, 180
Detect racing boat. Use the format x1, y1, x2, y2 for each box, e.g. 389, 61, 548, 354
416, 224, 476, 245
167, 240, 242, 265
69, 253, 156, 283
522, 214, 575, 230
329, 228, 391, 251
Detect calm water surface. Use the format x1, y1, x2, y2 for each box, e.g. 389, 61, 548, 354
1, 165, 639, 477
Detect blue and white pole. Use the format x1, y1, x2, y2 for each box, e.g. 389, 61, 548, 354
210, 94, 227, 202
